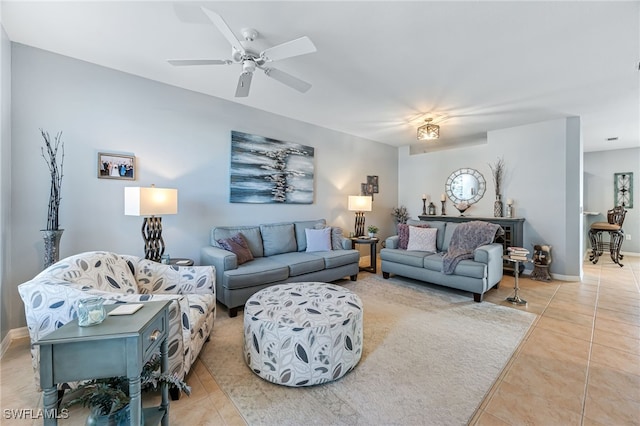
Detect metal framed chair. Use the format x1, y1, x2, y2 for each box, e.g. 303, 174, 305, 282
588, 206, 626, 267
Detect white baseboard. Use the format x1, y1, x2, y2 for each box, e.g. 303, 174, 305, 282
0, 327, 29, 359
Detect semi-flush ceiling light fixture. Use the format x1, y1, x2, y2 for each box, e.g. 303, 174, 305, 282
417, 118, 440, 140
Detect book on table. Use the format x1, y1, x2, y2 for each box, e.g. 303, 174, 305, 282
508, 247, 529, 255
509, 255, 528, 261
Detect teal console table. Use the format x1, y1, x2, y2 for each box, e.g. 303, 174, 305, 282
35, 300, 171, 426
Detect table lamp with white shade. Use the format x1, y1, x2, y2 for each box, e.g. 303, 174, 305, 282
124, 185, 178, 261
348, 195, 372, 237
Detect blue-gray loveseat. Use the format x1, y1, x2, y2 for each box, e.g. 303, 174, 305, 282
201, 219, 360, 316
380, 220, 504, 302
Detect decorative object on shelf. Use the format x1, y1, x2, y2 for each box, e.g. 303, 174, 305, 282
76, 297, 106, 327
445, 168, 486, 206
506, 198, 514, 218
440, 193, 446, 215
421, 194, 427, 215
455, 202, 470, 216
367, 225, 379, 238
614, 172, 633, 208
417, 118, 439, 140
488, 157, 505, 217
64, 353, 191, 425
494, 195, 503, 217
348, 195, 372, 237
391, 205, 409, 225
230, 131, 314, 204
40, 129, 65, 268
531, 244, 552, 281
125, 185, 178, 261
97, 152, 135, 180
428, 202, 436, 215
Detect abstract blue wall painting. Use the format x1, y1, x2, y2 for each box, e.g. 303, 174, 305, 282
230, 131, 315, 204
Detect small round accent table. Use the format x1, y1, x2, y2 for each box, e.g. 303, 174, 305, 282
243, 282, 363, 387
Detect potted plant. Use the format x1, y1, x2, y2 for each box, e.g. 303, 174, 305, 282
367, 225, 379, 238
40, 129, 65, 268
391, 206, 409, 224
64, 354, 190, 425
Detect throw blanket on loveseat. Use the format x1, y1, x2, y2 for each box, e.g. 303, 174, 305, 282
442, 221, 503, 274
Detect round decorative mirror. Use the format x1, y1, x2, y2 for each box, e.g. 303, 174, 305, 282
445, 168, 486, 205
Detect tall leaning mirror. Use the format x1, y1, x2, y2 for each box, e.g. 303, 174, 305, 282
445, 168, 486, 206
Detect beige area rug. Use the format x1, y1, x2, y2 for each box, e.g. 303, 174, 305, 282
199, 275, 536, 425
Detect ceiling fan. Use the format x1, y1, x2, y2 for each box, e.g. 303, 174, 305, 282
168, 7, 317, 97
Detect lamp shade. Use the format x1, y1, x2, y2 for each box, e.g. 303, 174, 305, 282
124, 187, 178, 216
348, 195, 372, 212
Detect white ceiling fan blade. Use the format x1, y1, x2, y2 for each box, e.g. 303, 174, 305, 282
235, 72, 253, 97
200, 7, 245, 54
168, 59, 231, 66
260, 36, 316, 62
262, 67, 312, 93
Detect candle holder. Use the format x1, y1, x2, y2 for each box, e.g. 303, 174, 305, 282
422, 198, 427, 215
441, 200, 446, 215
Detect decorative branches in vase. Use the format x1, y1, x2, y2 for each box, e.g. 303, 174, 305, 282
488, 157, 505, 217
40, 129, 65, 268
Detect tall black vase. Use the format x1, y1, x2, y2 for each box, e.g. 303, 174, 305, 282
41, 229, 64, 269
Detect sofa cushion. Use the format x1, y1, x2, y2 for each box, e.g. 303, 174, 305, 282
217, 233, 254, 265
380, 248, 429, 267
407, 226, 438, 252
37, 251, 138, 294
312, 250, 360, 269
294, 219, 326, 251
441, 223, 459, 252
260, 223, 297, 256
223, 257, 289, 290
397, 223, 429, 249
269, 252, 326, 277
410, 220, 446, 251
423, 253, 486, 279
305, 227, 332, 252
211, 226, 263, 258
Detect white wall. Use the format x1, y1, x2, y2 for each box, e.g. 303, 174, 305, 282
584, 147, 640, 255
399, 118, 582, 279
0, 25, 12, 341
7, 43, 398, 332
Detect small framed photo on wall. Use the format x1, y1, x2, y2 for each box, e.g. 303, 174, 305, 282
98, 152, 136, 180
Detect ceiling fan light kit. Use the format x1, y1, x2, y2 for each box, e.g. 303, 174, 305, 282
168, 7, 317, 98
417, 118, 440, 140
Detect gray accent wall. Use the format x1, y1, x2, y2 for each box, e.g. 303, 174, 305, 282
1, 25, 12, 342
5, 43, 398, 335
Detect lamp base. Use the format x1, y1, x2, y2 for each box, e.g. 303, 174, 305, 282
142, 216, 165, 262
354, 211, 366, 237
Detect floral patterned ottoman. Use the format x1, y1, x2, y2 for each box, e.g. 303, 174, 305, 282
243, 282, 363, 386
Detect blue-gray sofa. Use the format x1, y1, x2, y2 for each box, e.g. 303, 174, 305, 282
201, 219, 360, 316
380, 220, 504, 302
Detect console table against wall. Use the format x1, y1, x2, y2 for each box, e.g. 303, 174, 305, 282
36, 301, 171, 426
418, 215, 526, 273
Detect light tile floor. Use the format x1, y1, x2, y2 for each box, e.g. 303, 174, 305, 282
1, 257, 638, 425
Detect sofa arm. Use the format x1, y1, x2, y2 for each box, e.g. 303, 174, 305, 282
385, 235, 400, 249
474, 243, 504, 285
341, 237, 353, 250
133, 259, 215, 296
201, 246, 238, 292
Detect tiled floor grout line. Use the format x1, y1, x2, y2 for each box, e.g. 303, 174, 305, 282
580, 262, 601, 426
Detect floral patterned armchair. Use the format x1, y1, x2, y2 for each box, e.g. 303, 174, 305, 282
17, 251, 216, 392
